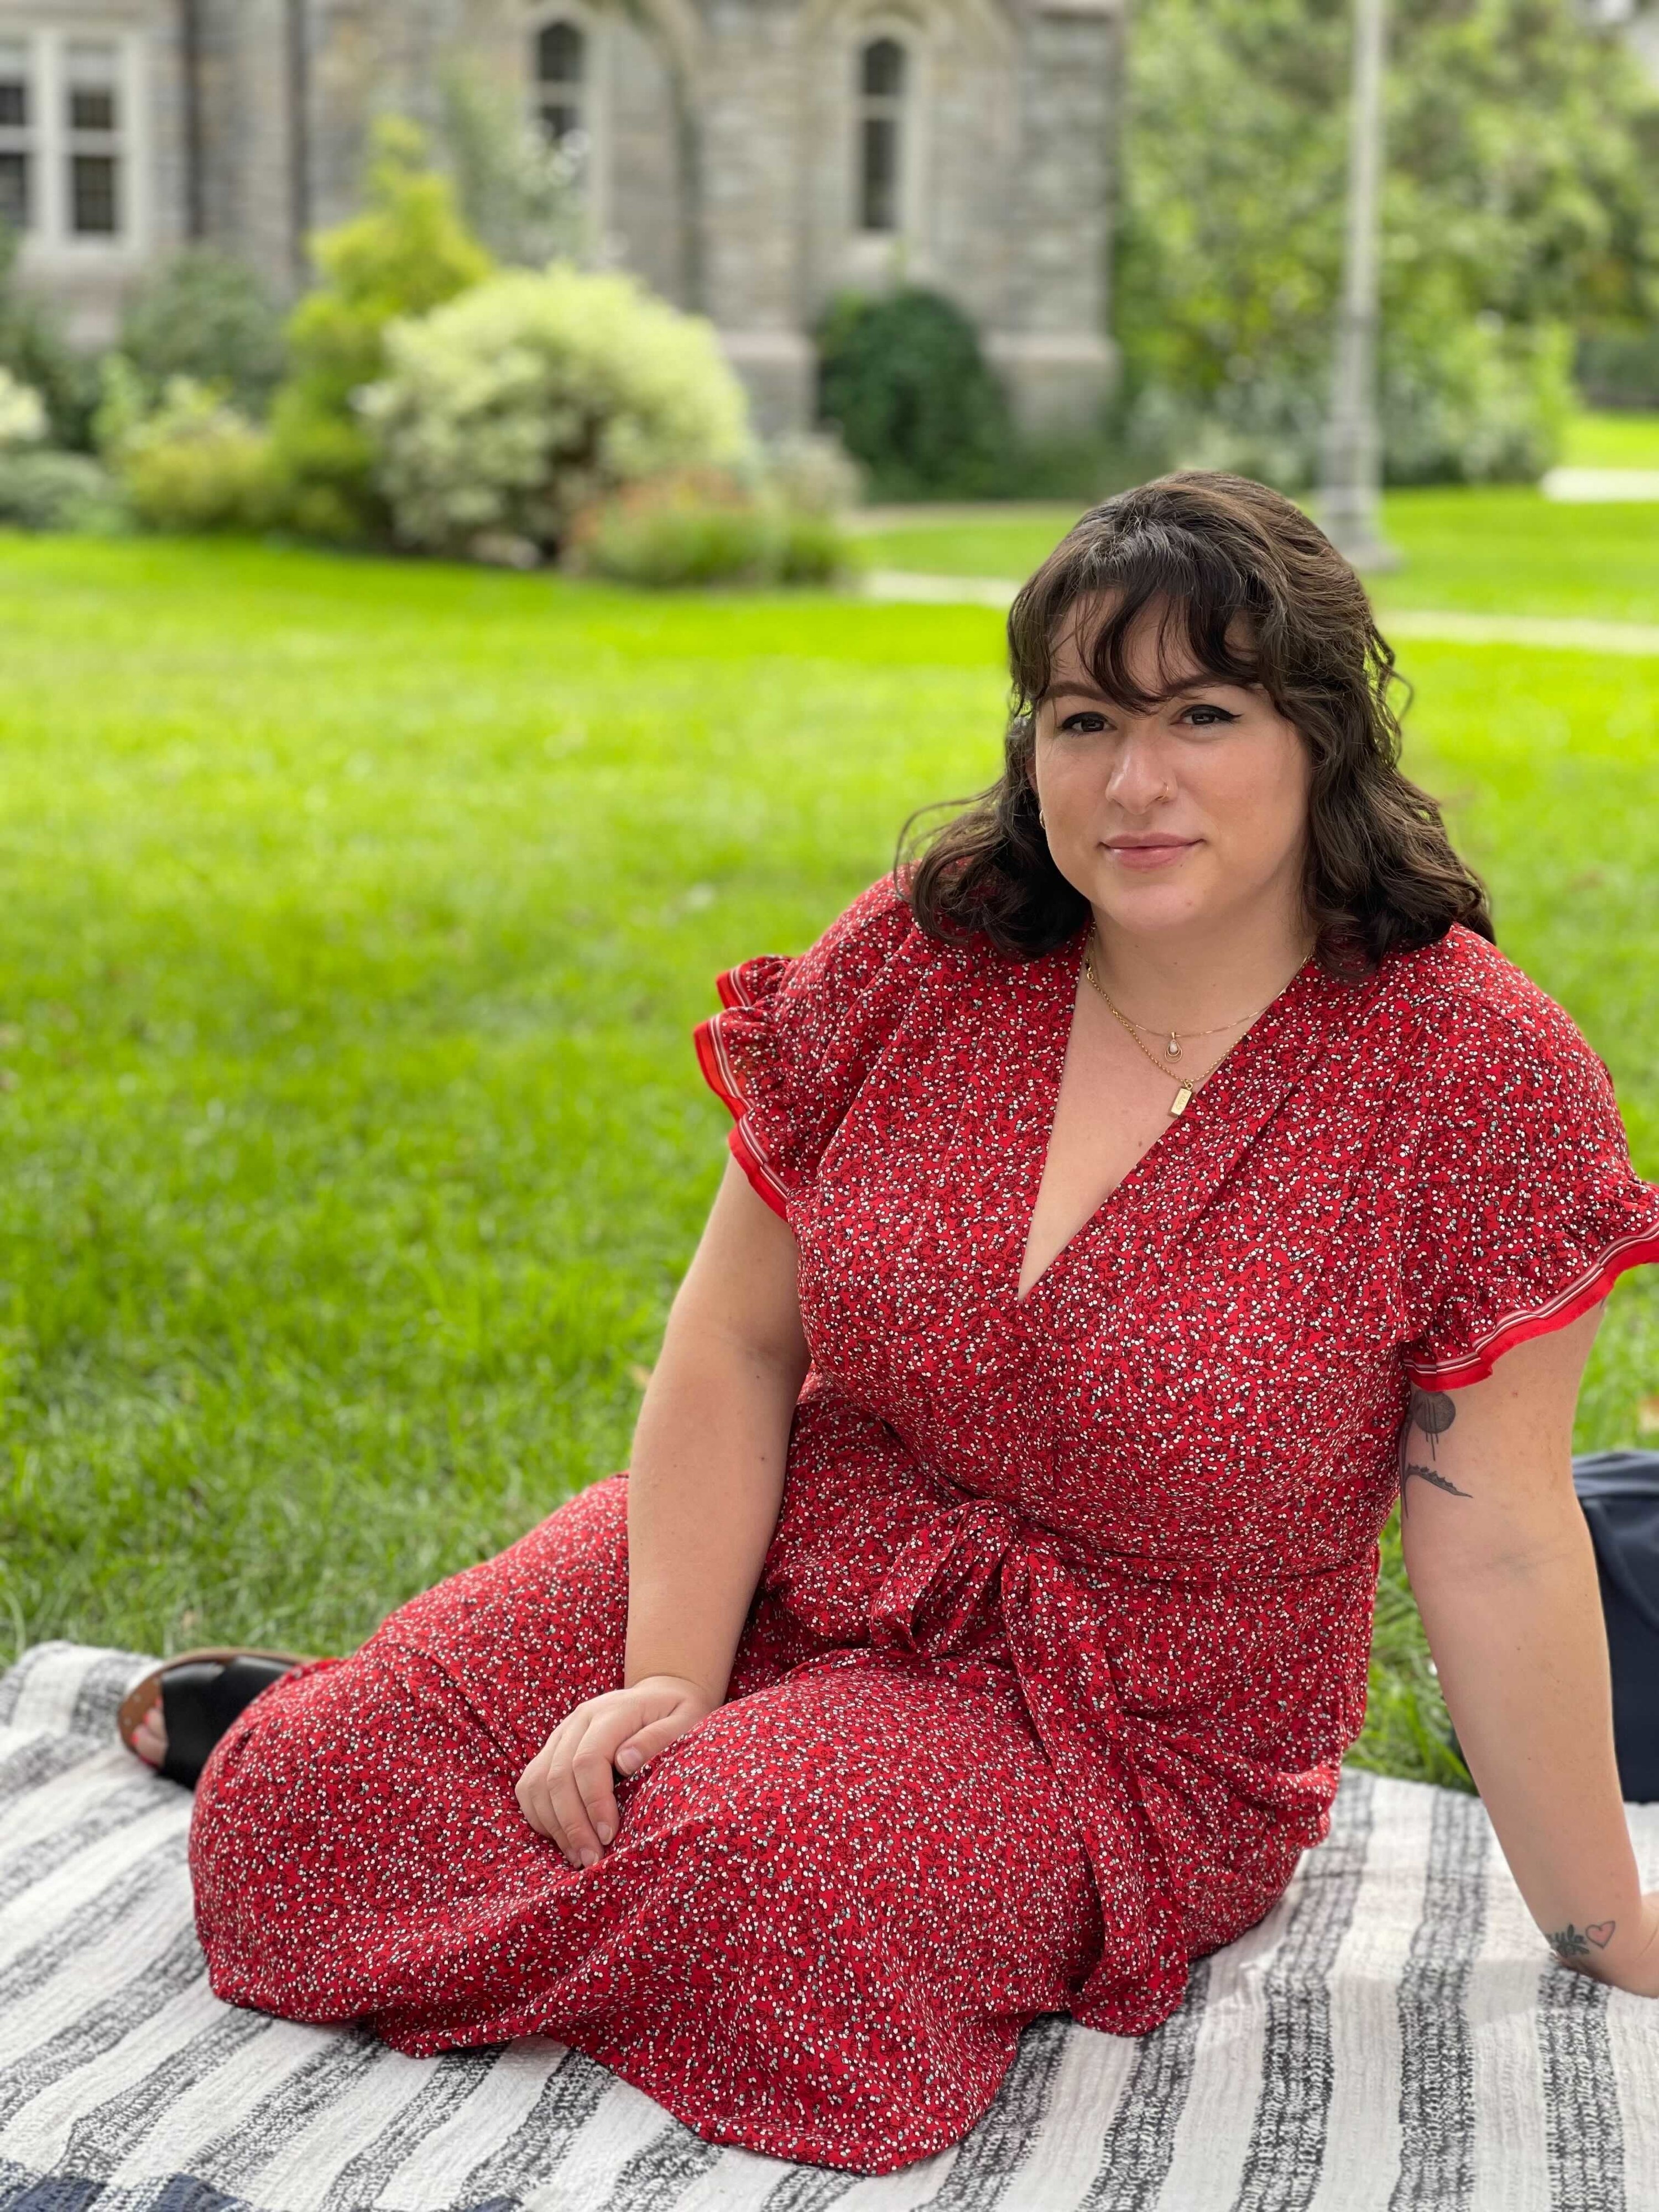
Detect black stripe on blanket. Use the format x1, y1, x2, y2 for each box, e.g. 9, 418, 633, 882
0, 1920, 208, 2132
0, 1781, 173, 1910
58, 2009, 276, 2183
455, 2049, 622, 2204
1538, 1961, 1626, 2212
1389, 1786, 1488, 2212
1229, 1766, 1378, 2212
317, 2047, 505, 2212
0, 1834, 189, 2010
1084, 1954, 1214, 2212
186, 2034, 390, 2192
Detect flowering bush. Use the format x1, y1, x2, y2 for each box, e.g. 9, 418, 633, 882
360, 264, 752, 555
0, 365, 47, 449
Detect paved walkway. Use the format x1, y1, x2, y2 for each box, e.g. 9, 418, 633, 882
860, 569, 1659, 656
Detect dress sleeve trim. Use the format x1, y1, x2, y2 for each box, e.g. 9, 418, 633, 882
1402, 1227, 1659, 1391
692, 989, 794, 1222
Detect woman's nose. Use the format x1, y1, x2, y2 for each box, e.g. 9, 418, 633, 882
1104, 735, 1171, 808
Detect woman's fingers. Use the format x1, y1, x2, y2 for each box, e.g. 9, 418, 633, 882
515, 1683, 711, 1867
545, 1732, 619, 1867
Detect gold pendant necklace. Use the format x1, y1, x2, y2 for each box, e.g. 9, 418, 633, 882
1081, 944, 1279, 1118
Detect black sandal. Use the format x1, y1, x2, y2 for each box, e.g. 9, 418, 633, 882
117, 1646, 316, 1789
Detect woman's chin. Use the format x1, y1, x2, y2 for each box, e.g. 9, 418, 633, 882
1089, 879, 1211, 935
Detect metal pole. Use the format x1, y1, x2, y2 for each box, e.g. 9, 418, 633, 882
1317, 0, 1399, 571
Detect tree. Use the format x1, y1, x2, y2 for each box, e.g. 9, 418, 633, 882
1118, 0, 1659, 484
265, 117, 493, 540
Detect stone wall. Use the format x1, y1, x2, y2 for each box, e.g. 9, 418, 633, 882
0, 0, 1122, 433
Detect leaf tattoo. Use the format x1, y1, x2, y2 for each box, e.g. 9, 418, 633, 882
1546, 1919, 1616, 1973
1398, 1387, 1472, 1518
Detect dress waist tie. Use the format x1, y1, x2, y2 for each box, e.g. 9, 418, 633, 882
865, 1496, 1193, 2032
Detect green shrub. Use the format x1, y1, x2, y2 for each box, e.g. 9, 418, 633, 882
109, 376, 276, 533
265, 118, 492, 542
117, 250, 288, 416
1577, 324, 1659, 411
0, 222, 96, 448
361, 265, 751, 555
566, 471, 858, 588
0, 449, 124, 531
816, 287, 1014, 500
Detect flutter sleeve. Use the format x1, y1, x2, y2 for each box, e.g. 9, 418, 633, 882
1400, 984, 1659, 1390
692, 874, 924, 1219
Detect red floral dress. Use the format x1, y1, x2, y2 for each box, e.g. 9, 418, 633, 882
189, 875, 1659, 2175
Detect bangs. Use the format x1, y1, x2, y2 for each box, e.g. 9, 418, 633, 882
1010, 514, 1274, 718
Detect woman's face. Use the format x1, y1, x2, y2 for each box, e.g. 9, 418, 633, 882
1030, 595, 1313, 942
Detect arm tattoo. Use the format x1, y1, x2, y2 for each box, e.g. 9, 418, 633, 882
1397, 1387, 1473, 1519
1546, 1919, 1616, 1974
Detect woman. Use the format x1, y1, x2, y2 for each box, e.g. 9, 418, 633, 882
121, 472, 1659, 2176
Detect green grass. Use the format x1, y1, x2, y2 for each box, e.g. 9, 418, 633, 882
856, 484, 1659, 626
1561, 409, 1659, 470
1, 530, 1655, 1797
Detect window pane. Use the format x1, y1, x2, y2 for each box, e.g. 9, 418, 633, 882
861, 38, 905, 98
536, 21, 584, 85
0, 80, 28, 129
70, 152, 118, 234
0, 150, 28, 229
860, 114, 898, 231
70, 86, 116, 132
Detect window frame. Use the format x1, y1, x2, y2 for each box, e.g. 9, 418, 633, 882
0, 23, 147, 260
847, 17, 925, 248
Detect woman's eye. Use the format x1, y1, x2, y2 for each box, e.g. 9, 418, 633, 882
1058, 711, 1109, 733
1180, 705, 1240, 728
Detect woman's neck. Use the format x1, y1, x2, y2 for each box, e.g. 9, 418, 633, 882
1087, 905, 1317, 1034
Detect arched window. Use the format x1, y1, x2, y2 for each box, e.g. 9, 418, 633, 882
856, 36, 906, 233
534, 19, 586, 149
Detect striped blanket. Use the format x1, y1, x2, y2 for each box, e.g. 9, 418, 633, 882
2, 1644, 1656, 2212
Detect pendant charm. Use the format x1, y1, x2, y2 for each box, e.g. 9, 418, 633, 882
1166, 1033, 1181, 1057
1169, 1082, 1193, 1116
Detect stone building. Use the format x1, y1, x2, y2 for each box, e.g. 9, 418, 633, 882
0, 0, 1123, 435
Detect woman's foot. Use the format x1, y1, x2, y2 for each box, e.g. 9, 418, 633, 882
117, 1648, 315, 1787
128, 1699, 168, 1768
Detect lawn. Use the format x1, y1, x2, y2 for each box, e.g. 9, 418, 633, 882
1, 527, 1655, 1797
854, 470, 1659, 630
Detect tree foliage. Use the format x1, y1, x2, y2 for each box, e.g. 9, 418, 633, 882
1119, 0, 1659, 483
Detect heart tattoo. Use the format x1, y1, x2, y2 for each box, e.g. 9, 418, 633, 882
1546, 1919, 1616, 1960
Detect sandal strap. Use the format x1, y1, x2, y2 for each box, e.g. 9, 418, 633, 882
158, 1655, 301, 1788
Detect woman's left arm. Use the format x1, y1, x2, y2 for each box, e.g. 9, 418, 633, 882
1398, 1300, 1659, 1996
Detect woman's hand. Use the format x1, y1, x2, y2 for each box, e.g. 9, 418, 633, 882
1550, 1892, 1659, 1999
515, 1673, 716, 1869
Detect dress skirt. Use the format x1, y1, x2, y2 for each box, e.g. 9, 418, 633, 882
188, 1472, 1104, 2175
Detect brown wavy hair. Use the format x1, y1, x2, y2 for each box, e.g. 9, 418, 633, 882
901, 471, 1492, 978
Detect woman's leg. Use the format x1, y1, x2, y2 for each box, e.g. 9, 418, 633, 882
189, 1474, 641, 2016
190, 1479, 1100, 2174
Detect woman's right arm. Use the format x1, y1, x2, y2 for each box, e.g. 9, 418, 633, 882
515, 1154, 808, 1865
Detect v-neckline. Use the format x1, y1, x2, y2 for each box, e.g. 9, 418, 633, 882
1009, 928, 1323, 1308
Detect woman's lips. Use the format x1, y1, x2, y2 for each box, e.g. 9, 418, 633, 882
1104, 839, 1199, 871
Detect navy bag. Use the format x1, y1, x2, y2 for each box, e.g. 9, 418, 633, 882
1572, 1449, 1659, 1804
1444, 1449, 1659, 1802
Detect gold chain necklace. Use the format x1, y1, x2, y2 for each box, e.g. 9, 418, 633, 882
1081, 942, 1280, 1118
